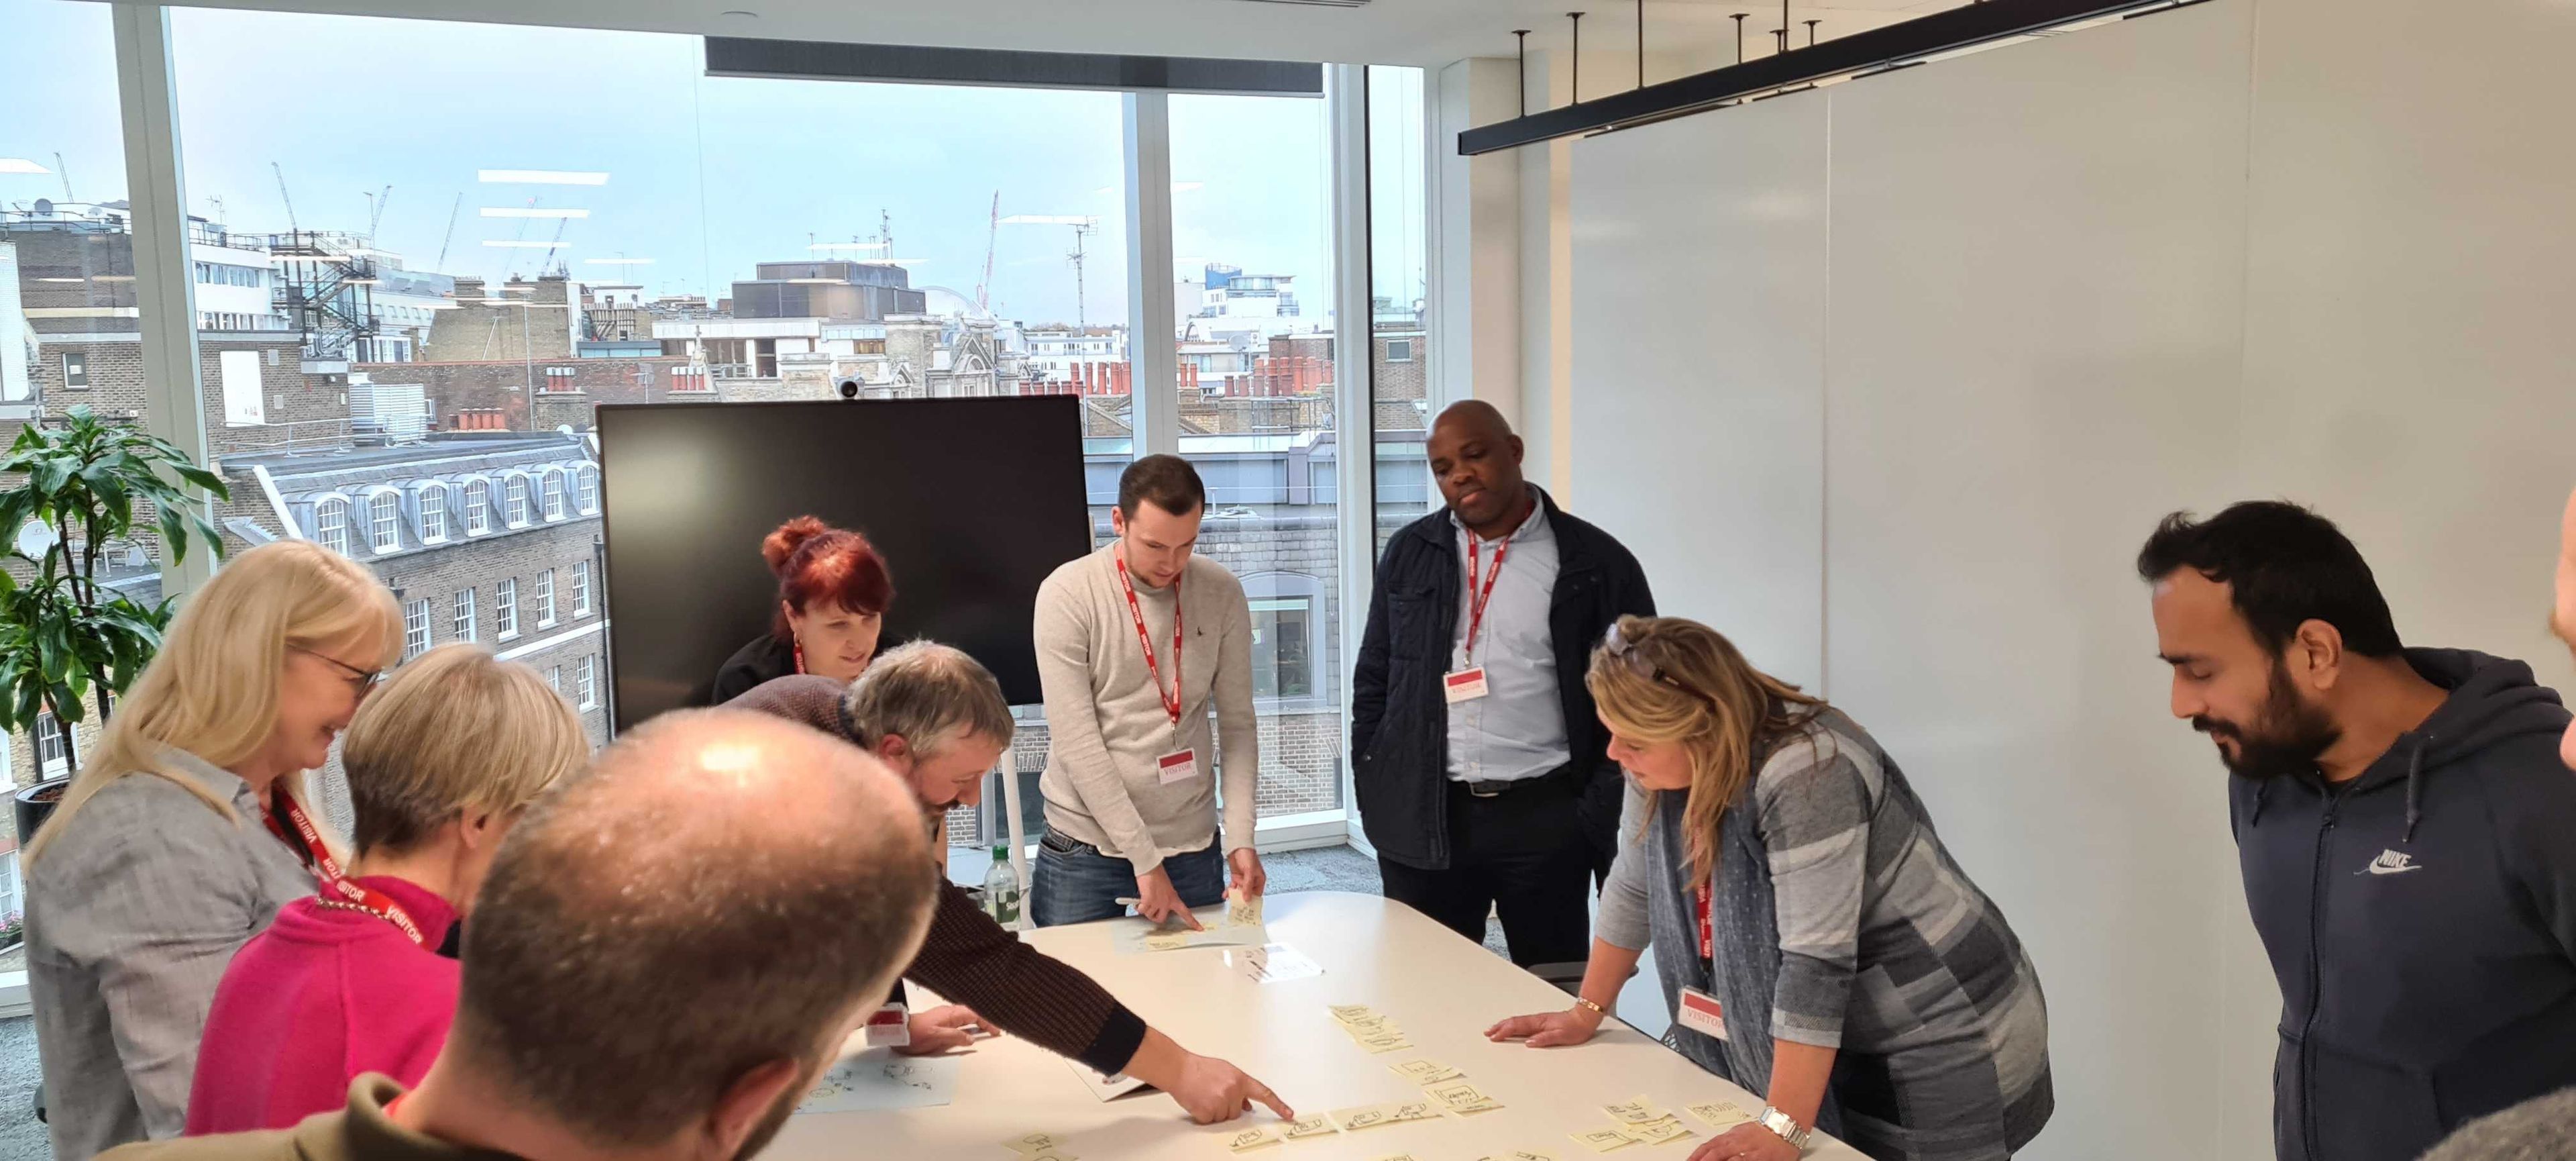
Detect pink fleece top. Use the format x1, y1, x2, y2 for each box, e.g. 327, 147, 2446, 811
185, 874, 462, 1135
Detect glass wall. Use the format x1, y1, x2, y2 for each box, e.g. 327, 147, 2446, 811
1, 0, 156, 866
1368, 66, 1436, 556
1168, 87, 1344, 822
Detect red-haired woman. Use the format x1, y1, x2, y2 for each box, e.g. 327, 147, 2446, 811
710, 516, 895, 703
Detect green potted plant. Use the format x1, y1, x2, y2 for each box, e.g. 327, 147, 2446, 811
0, 406, 228, 846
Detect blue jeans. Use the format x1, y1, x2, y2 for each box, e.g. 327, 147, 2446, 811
1030, 830, 1227, 927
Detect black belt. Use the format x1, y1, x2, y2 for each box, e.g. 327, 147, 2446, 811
1455, 765, 1578, 799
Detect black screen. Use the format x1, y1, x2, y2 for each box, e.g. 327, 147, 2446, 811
596, 397, 1090, 730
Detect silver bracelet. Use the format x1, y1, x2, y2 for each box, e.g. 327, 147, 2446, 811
1756, 1106, 1813, 1152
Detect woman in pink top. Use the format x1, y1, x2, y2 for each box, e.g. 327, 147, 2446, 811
186, 644, 588, 1133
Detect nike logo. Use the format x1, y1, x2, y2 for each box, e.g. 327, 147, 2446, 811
2362, 849, 2422, 876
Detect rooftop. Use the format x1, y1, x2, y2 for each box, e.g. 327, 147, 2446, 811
219, 431, 585, 476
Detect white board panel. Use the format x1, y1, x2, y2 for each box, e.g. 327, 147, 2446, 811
1570, 89, 1830, 690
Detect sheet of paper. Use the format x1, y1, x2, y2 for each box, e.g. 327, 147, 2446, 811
1228, 887, 1265, 927
793, 1049, 959, 1115
1685, 1101, 1754, 1129
1063, 1058, 1155, 1103
1569, 1128, 1637, 1153
1228, 943, 1324, 983
1385, 1098, 1444, 1124
1283, 1114, 1342, 1140
1332, 1104, 1397, 1132
1616, 1119, 1695, 1146
1603, 1096, 1671, 1125
1388, 1058, 1463, 1084
1224, 1125, 1285, 1153
1112, 909, 1267, 954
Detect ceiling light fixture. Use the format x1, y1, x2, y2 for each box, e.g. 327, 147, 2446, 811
481, 207, 592, 219
477, 169, 610, 186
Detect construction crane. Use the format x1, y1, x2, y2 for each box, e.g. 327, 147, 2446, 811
998, 213, 1100, 327
50, 152, 72, 202
364, 184, 392, 243
434, 191, 462, 272
271, 161, 299, 234
975, 191, 999, 315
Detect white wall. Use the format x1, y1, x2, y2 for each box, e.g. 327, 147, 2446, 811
1558, 0, 2576, 1157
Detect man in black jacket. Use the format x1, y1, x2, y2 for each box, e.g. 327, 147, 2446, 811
2138, 501, 2576, 1161
1353, 401, 1654, 968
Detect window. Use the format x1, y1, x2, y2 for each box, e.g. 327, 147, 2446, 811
576, 466, 600, 514
464, 479, 492, 535
1248, 595, 1316, 699
312, 498, 350, 556
453, 587, 478, 644
402, 599, 430, 660
572, 560, 592, 616
1385, 338, 1413, 362
368, 491, 402, 554
504, 475, 531, 527
535, 568, 557, 626
1371, 66, 1437, 559
542, 471, 566, 521
549, 664, 563, 694
36, 711, 66, 775
577, 655, 598, 709
496, 578, 520, 640
62, 352, 88, 389
419, 485, 449, 543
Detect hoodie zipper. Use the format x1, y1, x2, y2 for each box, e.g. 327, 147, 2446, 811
2298, 791, 2339, 1161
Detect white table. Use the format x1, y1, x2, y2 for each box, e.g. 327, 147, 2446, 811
771, 891, 1866, 1161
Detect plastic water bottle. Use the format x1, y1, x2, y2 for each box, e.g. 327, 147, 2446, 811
982, 844, 1023, 929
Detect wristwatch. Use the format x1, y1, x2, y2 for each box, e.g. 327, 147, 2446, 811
1756, 1106, 1812, 1152
1570, 996, 1607, 1017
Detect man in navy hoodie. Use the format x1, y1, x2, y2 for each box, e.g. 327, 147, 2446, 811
2137, 501, 2576, 1161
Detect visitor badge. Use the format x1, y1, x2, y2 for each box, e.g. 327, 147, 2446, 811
1444, 667, 1491, 703
1676, 987, 1727, 1041
863, 1002, 911, 1048
1157, 748, 1201, 785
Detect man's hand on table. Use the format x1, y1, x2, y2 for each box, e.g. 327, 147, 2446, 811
1123, 1026, 1293, 1124
894, 1005, 994, 1056
1485, 1004, 1606, 1048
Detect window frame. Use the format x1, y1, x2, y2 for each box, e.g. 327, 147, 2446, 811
496, 577, 521, 640
62, 352, 89, 389
463, 477, 493, 536
577, 654, 598, 710
453, 587, 478, 644
575, 464, 601, 514
540, 468, 567, 522
502, 472, 534, 528
535, 568, 557, 627
366, 489, 402, 555
311, 495, 352, 556
35, 710, 67, 776
402, 598, 430, 659
417, 483, 451, 544
572, 560, 592, 617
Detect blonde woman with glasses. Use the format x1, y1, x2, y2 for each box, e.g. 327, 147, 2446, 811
1488, 616, 2053, 1161
23, 541, 400, 1158
187, 644, 588, 1133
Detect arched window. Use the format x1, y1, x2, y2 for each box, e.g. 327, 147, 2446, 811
417, 483, 450, 544
368, 491, 402, 554
464, 478, 492, 535
575, 465, 600, 515
312, 498, 351, 556
541, 468, 567, 521
504, 474, 532, 527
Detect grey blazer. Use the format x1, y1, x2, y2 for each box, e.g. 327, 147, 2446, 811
23, 749, 316, 1159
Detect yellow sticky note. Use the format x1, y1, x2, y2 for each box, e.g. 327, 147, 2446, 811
1570, 1127, 1635, 1152
1284, 1115, 1340, 1140
1617, 1119, 1695, 1147
1004, 1133, 1072, 1154
1686, 1101, 1754, 1130
1385, 1099, 1443, 1124
1389, 1058, 1463, 1084
1333, 1105, 1397, 1132
1224, 1125, 1283, 1153
1603, 1096, 1670, 1125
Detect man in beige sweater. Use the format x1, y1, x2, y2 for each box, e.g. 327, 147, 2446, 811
1032, 454, 1265, 928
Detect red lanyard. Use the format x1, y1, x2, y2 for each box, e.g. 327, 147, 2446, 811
1114, 555, 1184, 726
1461, 534, 1513, 664
263, 795, 425, 946
1695, 879, 1714, 962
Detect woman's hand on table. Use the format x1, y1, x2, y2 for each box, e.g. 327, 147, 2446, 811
1483, 1005, 1605, 1048
1691, 1123, 1801, 1161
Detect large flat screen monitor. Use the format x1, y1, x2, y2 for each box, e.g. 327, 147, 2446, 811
596, 396, 1091, 731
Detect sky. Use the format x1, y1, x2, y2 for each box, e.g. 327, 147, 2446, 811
1, 0, 1429, 332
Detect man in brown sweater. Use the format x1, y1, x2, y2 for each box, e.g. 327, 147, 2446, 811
731, 647, 1291, 1124
103, 708, 943, 1161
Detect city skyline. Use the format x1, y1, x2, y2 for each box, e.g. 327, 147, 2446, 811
1, 0, 1428, 333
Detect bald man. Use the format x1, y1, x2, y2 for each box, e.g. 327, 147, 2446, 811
104, 709, 943, 1161
1352, 401, 1656, 968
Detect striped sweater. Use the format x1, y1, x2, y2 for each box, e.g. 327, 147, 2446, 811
1599, 709, 2053, 1161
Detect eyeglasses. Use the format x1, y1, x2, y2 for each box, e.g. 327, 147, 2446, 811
294, 646, 385, 696
1601, 621, 1710, 703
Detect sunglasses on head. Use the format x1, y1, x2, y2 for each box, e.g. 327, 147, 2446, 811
1601, 621, 1707, 701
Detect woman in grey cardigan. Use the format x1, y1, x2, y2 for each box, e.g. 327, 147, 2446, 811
1489, 617, 2052, 1161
